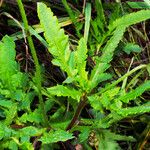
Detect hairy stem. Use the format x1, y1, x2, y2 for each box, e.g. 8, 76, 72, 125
66, 94, 87, 131
17, 0, 49, 127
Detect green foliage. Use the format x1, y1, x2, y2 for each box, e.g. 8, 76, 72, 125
117, 105, 150, 117
84, 3, 91, 44
47, 85, 82, 102
39, 129, 74, 144
37, 3, 71, 76
108, 9, 150, 32
62, 0, 82, 37
117, 81, 150, 103
75, 38, 88, 89
37, 2, 150, 149
100, 26, 126, 63
1, 1, 150, 149
88, 63, 112, 91
0, 35, 17, 83
19, 108, 43, 124
88, 129, 135, 150
127, 1, 150, 9
123, 43, 142, 54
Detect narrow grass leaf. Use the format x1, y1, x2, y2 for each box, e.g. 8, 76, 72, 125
84, 3, 91, 44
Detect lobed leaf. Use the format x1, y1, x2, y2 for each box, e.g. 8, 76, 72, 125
123, 43, 142, 54
47, 85, 82, 102
89, 62, 111, 91
88, 95, 103, 111
37, 3, 71, 75
19, 109, 43, 124
103, 130, 135, 142
100, 26, 126, 64
118, 80, 150, 103
0, 36, 18, 84
109, 10, 150, 32
88, 27, 125, 91
4, 104, 17, 126
117, 105, 150, 117
88, 72, 112, 91
0, 100, 13, 109
20, 126, 45, 137
75, 38, 88, 88
39, 129, 74, 144
127, 1, 150, 9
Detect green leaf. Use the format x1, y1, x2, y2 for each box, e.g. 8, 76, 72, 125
19, 92, 35, 111
0, 126, 4, 140
8, 140, 18, 150
68, 51, 77, 77
127, 2, 150, 9
98, 139, 120, 150
20, 126, 45, 137
50, 108, 65, 121
0, 100, 13, 108
37, 2, 71, 76
89, 73, 112, 91
95, 0, 106, 28
51, 120, 70, 130
11, 72, 27, 89
146, 64, 150, 76
4, 104, 17, 125
109, 10, 150, 32
88, 63, 111, 91
84, 3, 91, 44
101, 87, 121, 109
123, 43, 142, 54
39, 129, 74, 144
75, 38, 88, 88
77, 126, 91, 142
0, 123, 14, 139
19, 109, 43, 124
88, 87, 121, 111
0, 36, 18, 84
103, 130, 135, 142
100, 26, 126, 64
62, 0, 81, 37
117, 105, 150, 117
20, 142, 34, 150
118, 80, 150, 103
88, 27, 125, 92
97, 129, 135, 150
47, 85, 82, 102
88, 95, 103, 111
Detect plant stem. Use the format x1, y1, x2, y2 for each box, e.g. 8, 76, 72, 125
98, 64, 147, 95
66, 94, 87, 130
17, 0, 49, 127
